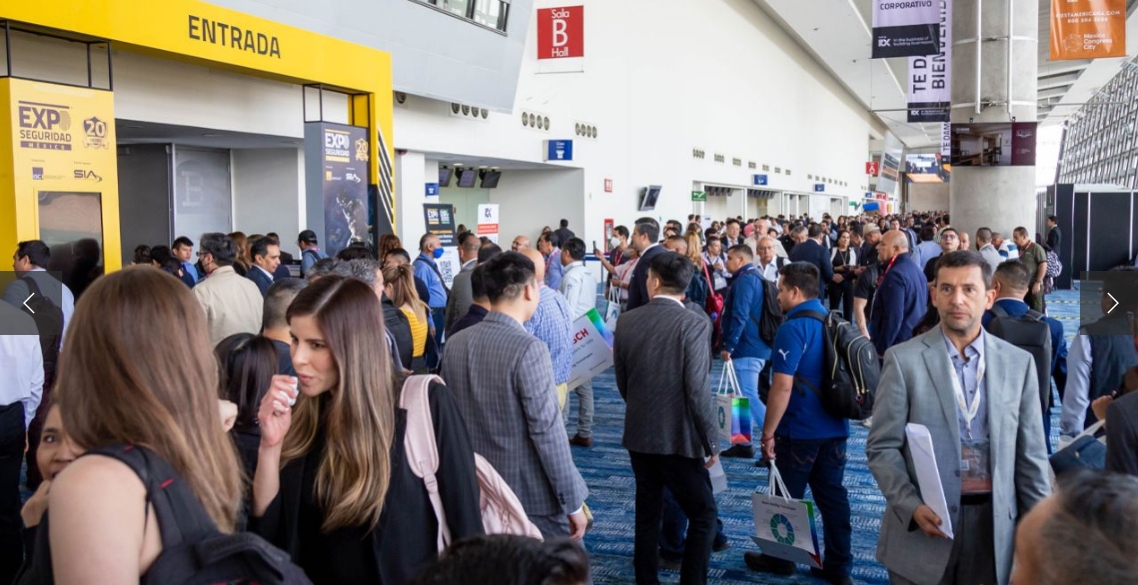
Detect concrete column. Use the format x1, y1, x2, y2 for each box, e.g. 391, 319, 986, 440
395, 151, 427, 239
950, 0, 1038, 239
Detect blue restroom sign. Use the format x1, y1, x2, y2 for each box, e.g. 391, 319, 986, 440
544, 140, 574, 161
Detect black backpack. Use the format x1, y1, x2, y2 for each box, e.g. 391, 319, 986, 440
753, 273, 784, 345
83, 445, 312, 585
18, 277, 63, 383
985, 304, 1052, 416
788, 310, 880, 420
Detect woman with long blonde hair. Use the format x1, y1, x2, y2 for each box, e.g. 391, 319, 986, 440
382, 264, 433, 373
46, 267, 244, 583
253, 276, 482, 585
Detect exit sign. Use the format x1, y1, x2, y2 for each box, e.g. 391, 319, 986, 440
691, 191, 707, 202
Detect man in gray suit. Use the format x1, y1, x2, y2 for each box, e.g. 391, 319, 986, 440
441, 251, 589, 540
867, 250, 1051, 585
444, 232, 481, 337
614, 251, 719, 585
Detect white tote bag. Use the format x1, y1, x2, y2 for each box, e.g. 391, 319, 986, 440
714, 361, 752, 447
603, 286, 621, 331
750, 462, 822, 569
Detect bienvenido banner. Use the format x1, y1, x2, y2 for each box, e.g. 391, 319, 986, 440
1050, 0, 1127, 60
907, 0, 951, 122
872, 0, 940, 59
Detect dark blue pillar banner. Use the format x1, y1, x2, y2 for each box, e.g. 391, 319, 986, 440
872, 0, 941, 59
304, 122, 370, 258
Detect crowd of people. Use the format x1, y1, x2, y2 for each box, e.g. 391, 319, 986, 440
0, 208, 1136, 585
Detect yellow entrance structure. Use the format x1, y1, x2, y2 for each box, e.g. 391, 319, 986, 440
0, 0, 394, 271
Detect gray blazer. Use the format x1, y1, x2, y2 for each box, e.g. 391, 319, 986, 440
440, 312, 588, 519
866, 328, 1051, 585
613, 297, 717, 459
444, 260, 476, 336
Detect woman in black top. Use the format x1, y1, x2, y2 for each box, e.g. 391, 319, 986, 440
252, 276, 483, 585
215, 333, 278, 480
829, 229, 857, 316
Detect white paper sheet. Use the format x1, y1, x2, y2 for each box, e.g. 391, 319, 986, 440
905, 423, 954, 539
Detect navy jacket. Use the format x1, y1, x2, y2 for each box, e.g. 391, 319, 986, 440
720, 265, 772, 360
788, 239, 834, 298
869, 252, 927, 358
246, 266, 274, 297
627, 244, 668, 312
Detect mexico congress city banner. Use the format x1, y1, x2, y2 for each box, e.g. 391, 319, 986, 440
907, 0, 951, 123
1050, 0, 1127, 60
872, 0, 941, 58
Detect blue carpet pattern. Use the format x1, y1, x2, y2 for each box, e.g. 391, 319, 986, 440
569, 289, 1084, 584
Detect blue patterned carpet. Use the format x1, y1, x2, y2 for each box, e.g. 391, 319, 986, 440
569, 289, 1084, 584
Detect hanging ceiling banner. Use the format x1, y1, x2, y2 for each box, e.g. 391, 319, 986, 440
872, 0, 940, 58
876, 132, 905, 199
1050, 0, 1127, 60
907, 0, 951, 122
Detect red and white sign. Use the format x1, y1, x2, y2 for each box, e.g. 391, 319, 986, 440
604, 178, 613, 193
865, 161, 880, 176
538, 6, 584, 60
477, 204, 500, 244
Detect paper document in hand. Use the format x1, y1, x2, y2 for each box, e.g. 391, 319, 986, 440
904, 423, 954, 539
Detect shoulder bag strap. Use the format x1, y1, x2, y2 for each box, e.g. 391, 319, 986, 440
990, 303, 1010, 318
399, 374, 452, 552
415, 258, 451, 295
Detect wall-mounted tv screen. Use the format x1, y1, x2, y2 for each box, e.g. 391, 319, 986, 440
439, 166, 454, 187
480, 170, 501, 189
456, 169, 477, 188
950, 122, 1037, 167
638, 185, 661, 211
904, 154, 950, 183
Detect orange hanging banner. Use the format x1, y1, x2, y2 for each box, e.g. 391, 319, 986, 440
1050, 0, 1127, 60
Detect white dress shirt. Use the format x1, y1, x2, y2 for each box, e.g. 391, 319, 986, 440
560, 261, 598, 319
0, 303, 44, 428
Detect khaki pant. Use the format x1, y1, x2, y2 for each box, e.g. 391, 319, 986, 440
556, 383, 569, 409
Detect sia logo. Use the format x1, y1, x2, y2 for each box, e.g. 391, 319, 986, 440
769, 514, 795, 545
354, 138, 369, 162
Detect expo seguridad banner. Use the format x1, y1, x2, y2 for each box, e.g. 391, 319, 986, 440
1050, 0, 1127, 60
872, 0, 941, 59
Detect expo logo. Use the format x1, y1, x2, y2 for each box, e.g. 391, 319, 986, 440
18, 104, 71, 131
325, 132, 349, 150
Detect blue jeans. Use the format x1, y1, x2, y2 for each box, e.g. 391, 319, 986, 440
771, 437, 853, 577
732, 357, 767, 447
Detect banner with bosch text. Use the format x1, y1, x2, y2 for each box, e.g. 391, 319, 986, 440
1050, 0, 1126, 60
568, 308, 613, 389
314, 123, 370, 258
2, 78, 121, 271
907, 0, 951, 122
872, 0, 941, 58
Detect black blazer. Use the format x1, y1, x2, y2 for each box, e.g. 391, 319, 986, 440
788, 239, 834, 298
247, 267, 274, 297
251, 381, 483, 585
627, 244, 668, 311
613, 297, 716, 459
1106, 382, 1138, 476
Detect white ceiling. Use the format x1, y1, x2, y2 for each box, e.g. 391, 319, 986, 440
753, 0, 1138, 149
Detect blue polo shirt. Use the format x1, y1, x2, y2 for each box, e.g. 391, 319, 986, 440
771, 299, 849, 440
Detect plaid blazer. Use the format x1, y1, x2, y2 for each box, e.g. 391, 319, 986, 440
440, 312, 588, 518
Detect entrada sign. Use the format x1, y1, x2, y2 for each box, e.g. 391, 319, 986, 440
188, 15, 281, 58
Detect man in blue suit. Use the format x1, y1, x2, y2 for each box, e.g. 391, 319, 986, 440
869, 230, 927, 360
788, 224, 834, 300
246, 236, 280, 297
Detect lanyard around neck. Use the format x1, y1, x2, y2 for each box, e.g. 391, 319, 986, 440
950, 348, 986, 436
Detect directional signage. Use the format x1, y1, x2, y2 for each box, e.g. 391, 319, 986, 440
753, 174, 768, 186
814, 184, 825, 192
691, 190, 707, 202
544, 139, 574, 161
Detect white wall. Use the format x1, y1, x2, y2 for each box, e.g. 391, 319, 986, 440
395, 0, 877, 246
908, 183, 950, 213
231, 148, 305, 250
490, 169, 586, 244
